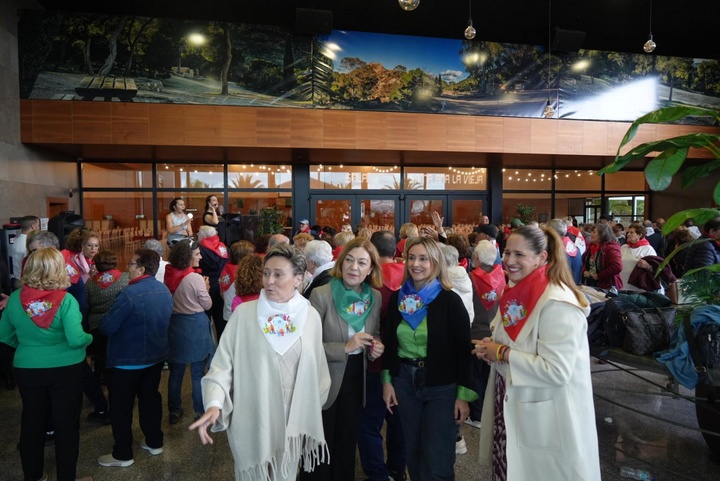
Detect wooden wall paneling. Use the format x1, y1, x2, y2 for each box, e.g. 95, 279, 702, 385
581, 121, 609, 156
185, 105, 221, 146
529, 119, 558, 154
289, 110, 323, 148
446, 115, 476, 152
607, 122, 630, 156
149, 105, 185, 145
355, 112, 388, 150
220, 108, 257, 147
32, 100, 73, 143
556, 120, 584, 155
322, 110, 357, 149
155, 146, 225, 161
385, 112, 418, 150
474, 117, 504, 152
111, 103, 149, 144
627, 122, 657, 152
72, 102, 112, 144
417, 114, 447, 151
503, 118, 532, 153
20, 100, 33, 143
256, 109, 291, 147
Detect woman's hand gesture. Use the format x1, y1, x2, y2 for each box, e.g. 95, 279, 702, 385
189, 406, 220, 445
383, 383, 398, 414
346, 332, 373, 353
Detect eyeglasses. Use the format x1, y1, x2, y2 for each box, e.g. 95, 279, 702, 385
127, 261, 139, 266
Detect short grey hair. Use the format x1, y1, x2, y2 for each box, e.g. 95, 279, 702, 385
473, 240, 497, 269
441, 244, 459, 267
27, 230, 59, 249
265, 243, 307, 277
547, 218, 568, 237
304, 240, 333, 267
268, 234, 290, 249
144, 238, 165, 257
197, 225, 217, 241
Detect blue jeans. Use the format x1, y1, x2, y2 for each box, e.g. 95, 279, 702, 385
358, 370, 406, 480
394, 363, 457, 481
167, 359, 207, 416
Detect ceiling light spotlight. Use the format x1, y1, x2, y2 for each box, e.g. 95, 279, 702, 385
464, 0, 476, 39
398, 0, 420, 11
643, 0, 656, 53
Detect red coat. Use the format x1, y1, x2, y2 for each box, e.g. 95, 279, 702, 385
582, 241, 623, 289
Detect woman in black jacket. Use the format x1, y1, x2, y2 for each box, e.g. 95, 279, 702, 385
382, 237, 477, 480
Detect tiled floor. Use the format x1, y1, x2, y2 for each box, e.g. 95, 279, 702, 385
1, 358, 718, 480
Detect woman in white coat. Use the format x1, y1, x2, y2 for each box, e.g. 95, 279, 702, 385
473, 225, 601, 481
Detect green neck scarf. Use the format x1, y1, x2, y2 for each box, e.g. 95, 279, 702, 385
330, 277, 374, 333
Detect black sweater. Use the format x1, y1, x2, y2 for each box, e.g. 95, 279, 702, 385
382, 288, 474, 390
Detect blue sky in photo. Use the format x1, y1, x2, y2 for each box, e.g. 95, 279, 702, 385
324, 30, 470, 83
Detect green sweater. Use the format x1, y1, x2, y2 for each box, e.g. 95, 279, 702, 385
0, 290, 92, 368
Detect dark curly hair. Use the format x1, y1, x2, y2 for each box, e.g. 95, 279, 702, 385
229, 240, 255, 264
169, 240, 199, 269
93, 250, 118, 273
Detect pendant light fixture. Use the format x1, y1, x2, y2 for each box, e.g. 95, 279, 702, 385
398, 0, 420, 12
464, 0, 476, 40
643, 0, 656, 53
543, 0, 555, 118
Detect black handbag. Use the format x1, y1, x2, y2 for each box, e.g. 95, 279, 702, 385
621, 307, 676, 355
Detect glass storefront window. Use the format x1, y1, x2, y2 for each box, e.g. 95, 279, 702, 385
604, 171, 646, 191
408, 199, 444, 228
554, 169, 601, 190
314, 199, 352, 232
405, 167, 487, 191
501, 193, 552, 224
228, 164, 292, 189
451, 199, 484, 234
554, 194, 599, 225
310, 165, 400, 190
83, 191, 154, 230
157, 163, 224, 189
83, 163, 153, 188
607, 194, 646, 225
502, 169, 551, 191
360, 199, 397, 233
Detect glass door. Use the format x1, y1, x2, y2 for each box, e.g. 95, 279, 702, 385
405, 196, 446, 230
312, 194, 400, 235
449, 196, 486, 235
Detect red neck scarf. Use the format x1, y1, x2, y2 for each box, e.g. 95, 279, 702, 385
92, 269, 122, 289
129, 274, 152, 285
470, 264, 506, 311
20, 287, 67, 329
332, 245, 343, 261
200, 236, 229, 259
588, 242, 601, 258
239, 293, 260, 303
381, 262, 405, 292
219, 263, 238, 293
61, 250, 81, 285
164, 265, 195, 294
500, 264, 549, 341
562, 236, 579, 257
626, 238, 650, 249
458, 257, 469, 270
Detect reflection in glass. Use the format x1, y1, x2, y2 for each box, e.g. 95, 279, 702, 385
409, 199, 444, 228
315, 199, 352, 233
83, 163, 153, 188
360, 199, 396, 234
228, 164, 292, 189
310, 165, 400, 190
451, 199, 484, 234
157, 164, 224, 189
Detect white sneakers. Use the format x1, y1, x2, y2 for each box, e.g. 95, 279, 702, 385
97, 454, 134, 467
455, 436, 467, 455
141, 443, 164, 455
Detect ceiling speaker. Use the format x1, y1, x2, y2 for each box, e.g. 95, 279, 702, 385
551, 29, 586, 52
295, 8, 333, 35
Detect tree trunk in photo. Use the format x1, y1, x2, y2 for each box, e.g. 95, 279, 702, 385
84, 34, 94, 75
282, 35, 294, 93
220, 23, 232, 95
123, 17, 155, 77
98, 16, 129, 77
668, 73, 674, 102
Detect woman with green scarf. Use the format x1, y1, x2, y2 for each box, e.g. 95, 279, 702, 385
301, 237, 385, 481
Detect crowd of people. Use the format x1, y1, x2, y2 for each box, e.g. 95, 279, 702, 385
2, 202, 716, 481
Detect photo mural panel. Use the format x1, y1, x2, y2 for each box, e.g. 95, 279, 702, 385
18, 10, 720, 125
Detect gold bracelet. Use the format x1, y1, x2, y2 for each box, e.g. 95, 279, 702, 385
496, 344, 504, 362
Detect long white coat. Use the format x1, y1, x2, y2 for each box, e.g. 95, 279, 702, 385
479, 283, 601, 481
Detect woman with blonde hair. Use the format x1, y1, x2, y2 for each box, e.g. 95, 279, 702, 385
395, 223, 419, 257
382, 237, 476, 480
0, 248, 93, 481
301, 237, 385, 480
473, 225, 600, 481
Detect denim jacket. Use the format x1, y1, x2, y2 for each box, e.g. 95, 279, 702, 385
100, 276, 173, 367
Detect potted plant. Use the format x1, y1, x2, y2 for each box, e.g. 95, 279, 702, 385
257, 205, 286, 236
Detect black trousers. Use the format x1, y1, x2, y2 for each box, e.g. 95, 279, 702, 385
107, 362, 164, 460
15, 361, 84, 481
300, 353, 364, 481
207, 283, 226, 340
468, 354, 490, 421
